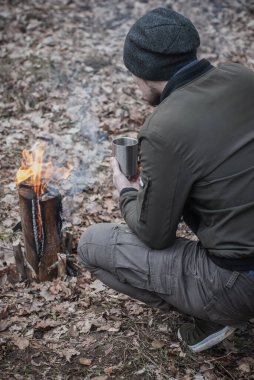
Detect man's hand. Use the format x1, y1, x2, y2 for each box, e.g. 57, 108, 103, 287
111, 157, 140, 196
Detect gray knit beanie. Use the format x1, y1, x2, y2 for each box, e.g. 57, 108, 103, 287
123, 7, 200, 81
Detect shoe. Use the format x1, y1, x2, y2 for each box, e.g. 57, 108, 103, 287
177, 318, 235, 353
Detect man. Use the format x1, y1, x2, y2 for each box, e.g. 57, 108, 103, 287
78, 7, 254, 352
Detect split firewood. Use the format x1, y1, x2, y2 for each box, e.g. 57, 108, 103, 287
12, 239, 27, 281
57, 252, 67, 279
65, 231, 73, 255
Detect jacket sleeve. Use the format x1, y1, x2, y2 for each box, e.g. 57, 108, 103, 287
119, 130, 194, 249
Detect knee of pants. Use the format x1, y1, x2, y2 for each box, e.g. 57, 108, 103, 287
77, 223, 116, 271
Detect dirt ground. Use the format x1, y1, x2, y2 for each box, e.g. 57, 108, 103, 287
1, 0, 254, 379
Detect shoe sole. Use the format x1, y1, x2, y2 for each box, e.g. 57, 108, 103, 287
177, 325, 235, 353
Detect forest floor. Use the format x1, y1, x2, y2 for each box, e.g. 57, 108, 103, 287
0, 0, 254, 379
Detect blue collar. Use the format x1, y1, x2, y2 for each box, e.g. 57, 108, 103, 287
172, 59, 199, 77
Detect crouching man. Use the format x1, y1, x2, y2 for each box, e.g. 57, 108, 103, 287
78, 7, 254, 352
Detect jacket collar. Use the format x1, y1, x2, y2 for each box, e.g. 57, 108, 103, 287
160, 59, 214, 102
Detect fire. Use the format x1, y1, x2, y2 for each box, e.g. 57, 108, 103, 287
16, 142, 73, 243
16, 143, 46, 198
16, 142, 73, 197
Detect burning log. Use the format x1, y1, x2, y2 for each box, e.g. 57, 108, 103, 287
14, 142, 74, 282
18, 184, 62, 281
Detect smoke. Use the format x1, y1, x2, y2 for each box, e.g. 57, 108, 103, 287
64, 85, 108, 194
20, 59, 111, 224
24, 89, 108, 226
68, 86, 100, 143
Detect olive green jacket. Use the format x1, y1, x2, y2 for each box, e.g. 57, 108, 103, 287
120, 60, 254, 270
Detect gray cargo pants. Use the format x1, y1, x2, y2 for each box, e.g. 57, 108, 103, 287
78, 223, 254, 328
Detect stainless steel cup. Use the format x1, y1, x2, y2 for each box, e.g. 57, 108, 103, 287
112, 137, 138, 177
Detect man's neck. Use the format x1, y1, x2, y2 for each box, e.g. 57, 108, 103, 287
156, 81, 168, 94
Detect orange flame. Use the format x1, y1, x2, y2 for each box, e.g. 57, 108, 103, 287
16, 142, 73, 197
16, 143, 45, 198
16, 142, 73, 243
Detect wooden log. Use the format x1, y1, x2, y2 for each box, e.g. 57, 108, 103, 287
57, 253, 67, 279
18, 184, 62, 282
13, 239, 27, 281
38, 192, 62, 281
18, 185, 40, 281
65, 231, 73, 255
61, 228, 67, 253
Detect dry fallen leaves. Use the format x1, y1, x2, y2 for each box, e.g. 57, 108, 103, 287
79, 357, 93, 366
0, 320, 12, 332
238, 357, 254, 373
11, 335, 30, 350
238, 363, 251, 373
35, 319, 61, 329
151, 339, 165, 349
43, 325, 68, 341
90, 279, 106, 293
104, 366, 113, 374
0, 1, 254, 380
58, 348, 80, 362
49, 278, 72, 297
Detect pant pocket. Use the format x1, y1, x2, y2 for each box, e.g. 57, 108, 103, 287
149, 272, 174, 296
148, 251, 177, 296
203, 271, 252, 326
112, 226, 151, 289
114, 267, 149, 289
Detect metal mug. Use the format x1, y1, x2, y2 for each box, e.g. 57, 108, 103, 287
112, 137, 138, 177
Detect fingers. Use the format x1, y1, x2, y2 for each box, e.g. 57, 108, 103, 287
129, 170, 140, 182
110, 157, 132, 193
110, 157, 121, 175
110, 157, 122, 188
130, 175, 140, 190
